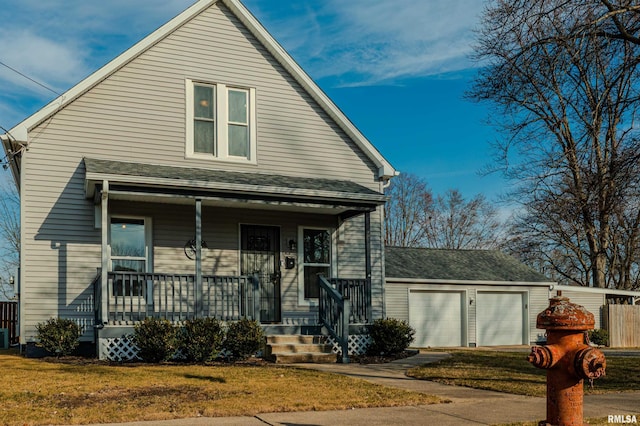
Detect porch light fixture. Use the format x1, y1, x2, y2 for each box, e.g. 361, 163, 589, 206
288, 239, 296, 251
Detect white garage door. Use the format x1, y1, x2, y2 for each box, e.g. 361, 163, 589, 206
409, 291, 464, 347
477, 292, 526, 346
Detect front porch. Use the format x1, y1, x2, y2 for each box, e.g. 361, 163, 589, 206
93, 271, 372, 362
84, 158, 385, 361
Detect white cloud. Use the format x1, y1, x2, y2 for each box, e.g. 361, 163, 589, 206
0, 30, 88, 93
254, 0, 485, 86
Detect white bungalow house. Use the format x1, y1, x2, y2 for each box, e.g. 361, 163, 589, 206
1, 0, 396, 361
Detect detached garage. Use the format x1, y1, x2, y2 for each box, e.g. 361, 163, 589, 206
385, 247, 555, 347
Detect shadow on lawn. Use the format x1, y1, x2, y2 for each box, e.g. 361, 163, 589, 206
183, 373, 226, 383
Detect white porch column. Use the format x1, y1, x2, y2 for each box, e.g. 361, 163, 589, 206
100, 180, 109, 325
195, 198, 203, 317
365, 211, 371, 281
365, 210, 372, 321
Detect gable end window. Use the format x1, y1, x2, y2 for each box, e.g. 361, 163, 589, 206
186, 79, 256, 163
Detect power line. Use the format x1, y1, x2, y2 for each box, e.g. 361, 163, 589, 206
0, 60, 61, 96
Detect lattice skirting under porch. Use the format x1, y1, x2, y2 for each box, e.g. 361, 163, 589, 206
326, 334, 372, 356
100, 333, 372, 361
99, 336, 141, 361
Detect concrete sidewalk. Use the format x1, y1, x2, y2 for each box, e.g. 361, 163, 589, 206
82, 352, 640, 426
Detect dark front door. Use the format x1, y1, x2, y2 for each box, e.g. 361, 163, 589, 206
240, 225, 281, 323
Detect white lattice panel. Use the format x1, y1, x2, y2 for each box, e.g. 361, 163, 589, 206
102, 334, 371, 360
100, 336, 140, 361
327, 334, 371, 356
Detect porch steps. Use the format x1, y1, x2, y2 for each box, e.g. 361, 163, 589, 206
265, 335, 337, 364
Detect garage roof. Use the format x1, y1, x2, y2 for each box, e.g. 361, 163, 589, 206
385, 246, 551, 282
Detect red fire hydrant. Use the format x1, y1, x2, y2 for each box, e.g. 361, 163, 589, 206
527, 294, 606, 426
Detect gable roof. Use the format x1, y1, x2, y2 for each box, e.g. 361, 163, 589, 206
4, 0, 395, 181
385, 246, 552, 283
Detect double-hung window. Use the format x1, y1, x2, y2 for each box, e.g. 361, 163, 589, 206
110, 217, 151, 297
186, 79, 256, 162
300, 228, 332, 300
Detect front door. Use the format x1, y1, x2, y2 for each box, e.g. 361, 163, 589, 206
240, 225, 281, 323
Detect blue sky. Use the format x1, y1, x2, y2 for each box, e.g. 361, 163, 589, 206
0, 0, 506, 201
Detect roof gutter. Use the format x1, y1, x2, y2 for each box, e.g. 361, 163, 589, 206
386, 277, 557, 287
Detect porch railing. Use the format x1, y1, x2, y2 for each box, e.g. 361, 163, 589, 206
95, 271, 260, 324
317, 276, 371, 364
332, 278, 371, 324
0, 301, 18, 345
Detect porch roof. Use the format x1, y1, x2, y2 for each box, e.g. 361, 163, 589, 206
84, 158, 385, 216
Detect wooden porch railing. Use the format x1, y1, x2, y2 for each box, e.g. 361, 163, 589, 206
318, 275, 371, 363
0, 301, 18, 345
93, 271, 260, 324
332, 278, 371, 324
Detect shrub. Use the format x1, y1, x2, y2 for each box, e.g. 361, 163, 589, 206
133, 317, 177, 362
35, 317, 81, 357
225, 318, 264, 360
367, 318, 415, 356
177, 317, 225, 362
588, 328, 609, 347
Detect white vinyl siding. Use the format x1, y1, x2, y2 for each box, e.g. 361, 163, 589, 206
554, 290, 605, 330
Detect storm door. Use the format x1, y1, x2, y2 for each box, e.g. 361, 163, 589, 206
240, 225, 281, 323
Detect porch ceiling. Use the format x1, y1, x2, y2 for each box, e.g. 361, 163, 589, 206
84, 158, 385, 216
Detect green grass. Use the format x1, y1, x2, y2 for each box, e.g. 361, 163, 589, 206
407, 350, 640, 397
0, 349, 441, 426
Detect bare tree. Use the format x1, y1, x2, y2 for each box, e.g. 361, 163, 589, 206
0, 175, 19, 299
575, 1, 640, 45
384, 173, 433, 247
469, 0, 640, 288
424, 189, 504, 250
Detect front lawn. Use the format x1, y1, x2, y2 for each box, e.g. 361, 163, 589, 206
0, 350, 441, 426
407, 350, 640, 397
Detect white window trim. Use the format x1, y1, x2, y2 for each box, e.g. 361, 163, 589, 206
186, 79, 257, 164
297, 226, 336, 307
108, 215, 153, 273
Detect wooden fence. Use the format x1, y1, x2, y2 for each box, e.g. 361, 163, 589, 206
603, 304, 640, 347
0, 302, 18, 345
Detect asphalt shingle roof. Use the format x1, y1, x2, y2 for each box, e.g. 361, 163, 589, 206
385, 246, 551, 282
84, 158, 383, 199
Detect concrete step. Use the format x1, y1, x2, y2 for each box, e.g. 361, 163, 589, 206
266, 343, 333, 356
265, 335, 336, 363
266, 335, 327, 345
269, 352, 338, 364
